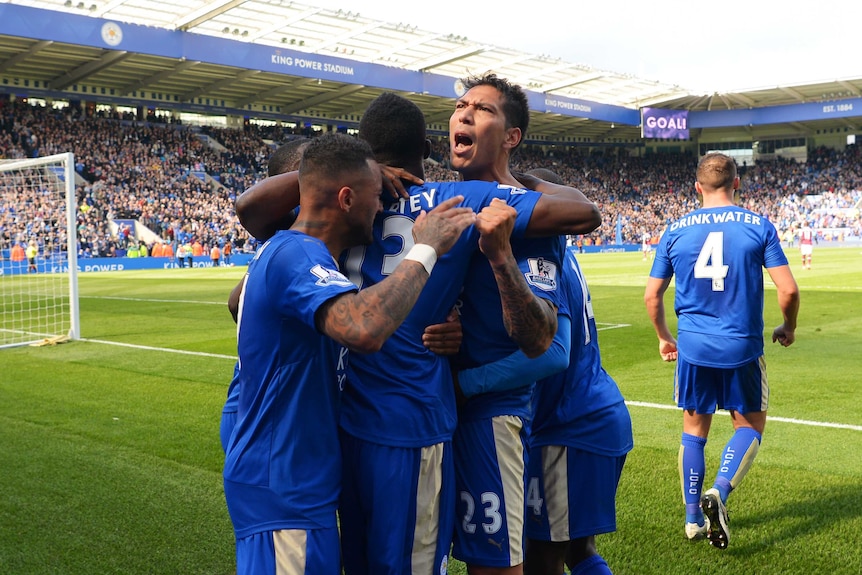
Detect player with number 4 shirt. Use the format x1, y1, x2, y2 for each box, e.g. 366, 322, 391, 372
644, 152, 799, 550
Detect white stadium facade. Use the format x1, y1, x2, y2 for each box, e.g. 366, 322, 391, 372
1, 0, 862, 161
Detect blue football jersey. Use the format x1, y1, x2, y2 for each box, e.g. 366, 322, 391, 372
223, 362, 240, 415
337, 180, 541, 447
530, 250, 633, 456
649, 206, 788, 368
224, 230, 357, 538
456, 234, 567, 422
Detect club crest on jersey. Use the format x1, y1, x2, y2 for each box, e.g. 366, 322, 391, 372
310, 264, 354, 287
524, 257, 558, 291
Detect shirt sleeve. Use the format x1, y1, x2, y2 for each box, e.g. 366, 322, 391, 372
458, 314, 571, 397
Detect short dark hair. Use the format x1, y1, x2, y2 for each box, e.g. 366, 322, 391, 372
268, 138, 311, 176
359, 92, 427, 166
299, 133, 375, 186
463, 72, 530, 147
696, 152, 737, 191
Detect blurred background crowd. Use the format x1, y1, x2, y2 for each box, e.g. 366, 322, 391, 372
2, 100, 860, 261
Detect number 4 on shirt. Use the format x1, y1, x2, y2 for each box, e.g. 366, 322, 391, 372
694, 231, 729, 291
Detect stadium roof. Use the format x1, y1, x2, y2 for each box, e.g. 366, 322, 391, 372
2, 0, 862, 142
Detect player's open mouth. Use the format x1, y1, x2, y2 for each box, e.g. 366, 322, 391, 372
453, 133, 473, 152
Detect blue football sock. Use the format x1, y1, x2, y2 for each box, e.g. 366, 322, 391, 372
570, 554, 612, 575
679, 432, 707, 524
713, 426, 762, 503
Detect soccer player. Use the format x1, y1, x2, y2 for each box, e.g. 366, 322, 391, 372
235, 93, 600, 575
220, 137, 311, 454
524, 249, 632, 575
447, 73, 580, 575
799, 222, 814, 269
223, 133, 476, 575
476, 167, 632, 575
642, 230, 652, 260
450, 168, 633, 575
337, 95, 570, 575
644, 152, 800, 550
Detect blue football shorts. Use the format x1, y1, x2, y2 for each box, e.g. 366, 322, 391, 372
339, 430, 454, 575
452, 415, 528, 568
674, 355, 768, 414
525, 445, 626, 541
235, 526, 340, 575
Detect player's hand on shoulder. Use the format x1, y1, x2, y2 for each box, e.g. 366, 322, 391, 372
412, 195, 475, 256
380, 165, 423, 199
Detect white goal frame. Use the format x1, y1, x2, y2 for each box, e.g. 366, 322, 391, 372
0, 152, 80, 348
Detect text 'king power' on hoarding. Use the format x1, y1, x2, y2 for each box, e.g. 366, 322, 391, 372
641, 107, 689, 139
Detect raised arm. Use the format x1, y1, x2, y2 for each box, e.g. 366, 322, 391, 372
317, 196, 476, 354
476, 198, 558, 358
237, 166, 421, 241
514, 171, 602, 237
235, 171, 300, 240
766, 264, 800, 347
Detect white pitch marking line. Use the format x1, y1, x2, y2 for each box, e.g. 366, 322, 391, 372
82, 338, 236, 360
81, 295, 225, 305
77, 341, 862, 432
625, 401, 862, 432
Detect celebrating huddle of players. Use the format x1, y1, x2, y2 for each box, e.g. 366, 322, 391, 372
220, 74, 799, 575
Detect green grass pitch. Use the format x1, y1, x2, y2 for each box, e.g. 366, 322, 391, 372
1, 247, 861, 574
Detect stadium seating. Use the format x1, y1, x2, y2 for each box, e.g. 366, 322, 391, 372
1, 99, 860, 260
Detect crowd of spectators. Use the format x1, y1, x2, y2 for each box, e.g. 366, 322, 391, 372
1, 100, 259, 261
1, 99, 861, 263
427, 137, 862, 245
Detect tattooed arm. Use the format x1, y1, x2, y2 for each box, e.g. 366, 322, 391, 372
316, 259, 433, 354
476, 198, 558, 358
316, 196, 476, 354
490, 256, 558, 358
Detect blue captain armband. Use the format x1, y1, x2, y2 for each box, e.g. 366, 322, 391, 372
457, 314, 571, 397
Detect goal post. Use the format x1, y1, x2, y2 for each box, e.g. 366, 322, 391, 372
0, 152, 80, 348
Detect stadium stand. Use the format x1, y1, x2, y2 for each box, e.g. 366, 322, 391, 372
1, 2, 861, 264
2, 97, 860, 264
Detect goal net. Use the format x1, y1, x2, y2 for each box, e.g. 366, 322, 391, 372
0, 152, 80, 348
